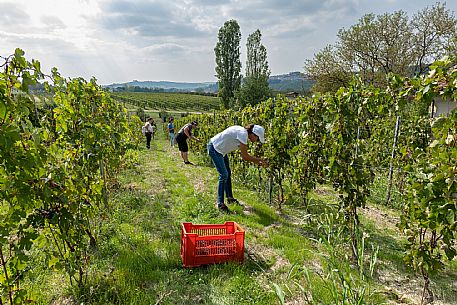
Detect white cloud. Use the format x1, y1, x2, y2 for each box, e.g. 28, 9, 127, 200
0, 0, 455, 84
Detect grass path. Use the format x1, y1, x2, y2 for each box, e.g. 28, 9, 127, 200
97, 131, 457, 305
34, 128, 457, 305
86, 133, 290, 304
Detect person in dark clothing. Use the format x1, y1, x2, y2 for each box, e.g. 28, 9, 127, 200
175, 121, 201, 164
151, 119, 157, 140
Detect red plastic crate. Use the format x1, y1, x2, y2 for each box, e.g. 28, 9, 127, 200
180, 221, 245, 267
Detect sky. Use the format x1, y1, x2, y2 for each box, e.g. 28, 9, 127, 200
1, 0, 456, 85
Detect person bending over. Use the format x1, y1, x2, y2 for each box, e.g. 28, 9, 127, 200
207, 124, 268, 212
175, 121, 201, 164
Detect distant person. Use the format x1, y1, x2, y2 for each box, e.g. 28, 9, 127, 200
175, 121, 201, 164
167, 117, 175, 147
208, 124, 268, 212
142, 117, 155, 149
151, 119, 157, 140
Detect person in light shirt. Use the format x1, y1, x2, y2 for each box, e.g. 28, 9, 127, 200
143, 117, 155, 149
207, 124, 268, 212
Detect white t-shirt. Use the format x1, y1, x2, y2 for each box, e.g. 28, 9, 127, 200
210, 126, 248, 156
144, 122, 155, 133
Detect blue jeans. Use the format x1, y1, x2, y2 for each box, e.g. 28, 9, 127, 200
169, 132, 175, 146
208, 142, 233, 205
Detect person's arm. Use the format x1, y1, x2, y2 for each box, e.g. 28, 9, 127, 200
239, 143, 268, 166
184, 126, 201, 142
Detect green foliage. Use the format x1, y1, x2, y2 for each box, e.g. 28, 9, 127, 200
306, 3, 457, 93
0, 48, 136, 304
238, 29, 271, 107
245, 29, 270, 79
289, 95, 327, 206
304, 44, 352, 93
111, 92, 221, 112
411, 3, 457, 73
214, 19, 242, 109
272, 211, 380, 304
23, 114, 457, 304
181, 54, 457, 301
237, 75, 271, 108
398, 57, 457, 303
1, 48, 48, 304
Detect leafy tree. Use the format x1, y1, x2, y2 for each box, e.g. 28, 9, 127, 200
446, 34, 457, 59
245, 29, 269, 79
304, 45, 352, 93
237, 77, 271, 108
214, 19, 242, 109
238, 29, 271, 108
338, 11, 413, 86
411, 2, 457, 74
305, 2, 457, 93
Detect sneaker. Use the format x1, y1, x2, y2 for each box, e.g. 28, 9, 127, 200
227, 197, 240, 205
184, 161, 194, 165
217, 203, 230, 212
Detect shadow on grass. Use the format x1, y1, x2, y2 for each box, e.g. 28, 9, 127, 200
250, 205, 278, 226
82, 254, 273, 305
361, 221, 412, 278
111, 187, 151, 211
431, 268, 457, 303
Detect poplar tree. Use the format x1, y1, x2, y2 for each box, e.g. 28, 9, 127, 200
246, 29, 269, 79
238, 29, 271, 107
214, 19, 242, 109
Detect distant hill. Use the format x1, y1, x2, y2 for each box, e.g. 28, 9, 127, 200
105, 72, 314, 93
105, 80, 217, 93
268, 72, 314, 93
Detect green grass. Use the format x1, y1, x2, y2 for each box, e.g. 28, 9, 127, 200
24, 127, 457, 305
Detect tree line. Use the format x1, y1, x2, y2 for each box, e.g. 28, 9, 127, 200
214, 20, 271, 109
214, 2, 457, 103
305, 2, 457, 93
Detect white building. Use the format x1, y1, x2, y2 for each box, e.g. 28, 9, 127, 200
431, 97, 456, 117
